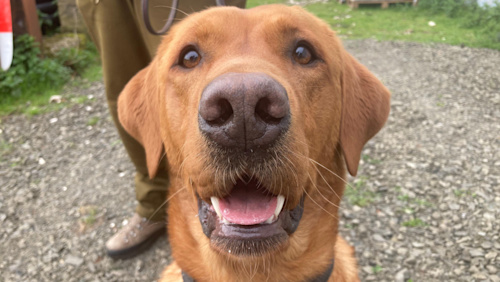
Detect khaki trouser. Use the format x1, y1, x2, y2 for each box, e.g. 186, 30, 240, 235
76, 0, 246, 221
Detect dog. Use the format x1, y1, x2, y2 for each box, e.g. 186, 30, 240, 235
118, 4, 390, 281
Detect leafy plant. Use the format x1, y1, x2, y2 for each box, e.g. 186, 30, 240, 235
0, 35, 70, 97
54, 40, 98, 75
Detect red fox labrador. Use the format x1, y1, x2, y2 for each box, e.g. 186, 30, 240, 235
118, 4, 390, 281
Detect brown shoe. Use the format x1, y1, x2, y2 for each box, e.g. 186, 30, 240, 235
105, 213, 166, 259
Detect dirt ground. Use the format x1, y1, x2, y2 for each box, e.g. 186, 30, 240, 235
0, 39, 499, 281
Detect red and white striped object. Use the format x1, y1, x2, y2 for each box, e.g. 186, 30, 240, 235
0, 0, 13, 71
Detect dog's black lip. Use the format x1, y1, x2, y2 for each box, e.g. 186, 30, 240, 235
197, 194, 304, 256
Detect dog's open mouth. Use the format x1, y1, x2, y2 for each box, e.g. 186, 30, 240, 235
198, 177, 304, 256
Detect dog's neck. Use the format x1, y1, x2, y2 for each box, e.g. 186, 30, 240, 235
180, 259, 335, 282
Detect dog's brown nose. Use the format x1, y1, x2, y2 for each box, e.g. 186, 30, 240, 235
199, 72, 290, 151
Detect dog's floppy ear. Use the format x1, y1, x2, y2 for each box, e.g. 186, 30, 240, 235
118, 64, 163, 178
340, 52, 391, 176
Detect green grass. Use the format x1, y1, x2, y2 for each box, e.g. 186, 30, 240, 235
79, 206, 99, 229
344, 176, 377, 207
0, 64, 102, 117
247, 0, 500, 50
372, 265, 383, 274
87, 116, 100, 126
362, 154, 381, 164
402, 218, 427, 227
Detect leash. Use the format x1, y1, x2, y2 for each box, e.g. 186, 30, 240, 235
142, 0, 227, 35
181, 259, 335, 282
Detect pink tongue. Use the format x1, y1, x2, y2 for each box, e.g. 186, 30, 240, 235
219, 179, 277, 225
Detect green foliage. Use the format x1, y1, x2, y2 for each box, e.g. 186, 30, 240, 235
0, 34, 101, 116
0, 35, 71, 97
87, 116, 100, 126
345, 176, 377, 207
54, 40, 98, 75
402, 218, 427, 227
418, 0, 500, 47
418, 0, 479, 17
372, 265, 383, 274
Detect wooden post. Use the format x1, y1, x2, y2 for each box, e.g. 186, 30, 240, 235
10, 0, 42, 45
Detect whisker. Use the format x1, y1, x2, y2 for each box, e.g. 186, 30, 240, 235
153, 5, 190, 17
313, 164, 341, 201
307, 172, 341, 210
147, 187, 186, 222
290, 151, 356, 191
302, 187, 338, 220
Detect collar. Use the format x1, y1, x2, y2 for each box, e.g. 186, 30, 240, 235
181, 259, 334, 282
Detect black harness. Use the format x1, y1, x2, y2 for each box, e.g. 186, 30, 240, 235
181, 259, 335, 282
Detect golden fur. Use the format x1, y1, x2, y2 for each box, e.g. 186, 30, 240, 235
118, 5, 390, 281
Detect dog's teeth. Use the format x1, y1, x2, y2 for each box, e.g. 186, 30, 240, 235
274, 195, 285, 218
222, 217, 230, 224
211, 197, 223, 219
265, 216, 274, 224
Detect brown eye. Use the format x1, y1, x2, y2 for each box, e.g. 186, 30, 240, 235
180, 48, 201, 68
293, 45, 313, 65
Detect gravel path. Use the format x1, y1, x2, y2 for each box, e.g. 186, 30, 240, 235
0, 39, 499, 281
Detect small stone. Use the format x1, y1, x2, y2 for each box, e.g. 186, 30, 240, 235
485, 252, 498, 260
87, 262, 96, 273
362, 266, 373, 274
470, 249, 484, 257
448, 203, 460, 210
482, 242, 493, 249
373, 234, 385, 242
432, 212, 440, 219
49, 95, 62, 103
397, 248, 408, 256
49, 118, 58, 124
395, 268, 408, 282
412, 242, 424, 248
65, 255, 84, 266
484, 213, 495, 220
473, 272, 488, 280
38, 158, 46, 165
487, 265, 498, 274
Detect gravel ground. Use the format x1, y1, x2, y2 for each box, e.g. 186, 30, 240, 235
0, 39, 499, 281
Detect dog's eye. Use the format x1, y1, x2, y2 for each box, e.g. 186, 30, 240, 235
293, 45, 313, 65
180, 48, 201, 68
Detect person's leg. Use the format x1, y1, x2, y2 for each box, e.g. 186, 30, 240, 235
76, 0, 168, 259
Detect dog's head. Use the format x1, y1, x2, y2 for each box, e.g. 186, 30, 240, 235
119, 4, 389, 279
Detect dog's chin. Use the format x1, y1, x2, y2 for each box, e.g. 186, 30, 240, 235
197, 178, 304, 257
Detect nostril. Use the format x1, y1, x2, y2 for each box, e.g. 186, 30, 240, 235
255, 97, 285, 125
207, 98, 233, 126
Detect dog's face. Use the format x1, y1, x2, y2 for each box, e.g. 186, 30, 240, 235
119, 4, 389, 279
